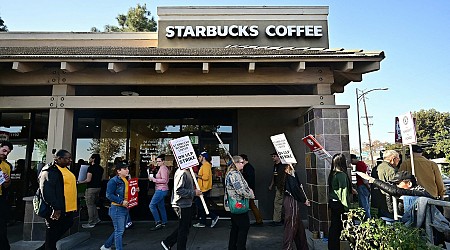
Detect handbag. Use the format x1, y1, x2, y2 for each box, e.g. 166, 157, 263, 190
227, 195, 249, 214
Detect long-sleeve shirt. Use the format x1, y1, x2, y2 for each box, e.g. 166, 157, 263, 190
198, 161, 213, 192
377, 161, 396, 195
225, 169, 255, 200
153, 165, 169, 191
171, 168, 195, 208
329, 171, 350, 210
399, 155, 445, 198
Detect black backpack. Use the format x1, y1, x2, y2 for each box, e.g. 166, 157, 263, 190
33, 169, 50, 218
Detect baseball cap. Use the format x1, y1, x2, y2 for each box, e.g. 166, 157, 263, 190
390, 171, 413, 184
115, 162, 129, 170
199, 151, 209, 158
270, 152, 278, 156
411, 145, 423, 153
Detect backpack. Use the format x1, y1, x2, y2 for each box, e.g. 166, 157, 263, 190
33, 169, 50, 218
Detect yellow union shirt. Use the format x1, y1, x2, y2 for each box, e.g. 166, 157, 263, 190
57, 165, 77, 212
0, 161, 11, 196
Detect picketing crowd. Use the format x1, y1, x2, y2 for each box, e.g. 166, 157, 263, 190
1, 139, 449, 250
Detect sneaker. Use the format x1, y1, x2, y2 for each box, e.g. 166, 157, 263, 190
82, 223, 95, 229
93, 219, 101, 225
125, 222, 133, 229
211, 216, 219, 228
250, 222, 264, 227
161, 240, 170, 250
270, 221, 283, 227
150, 223, 164, 231
193, 223, 206, 228
100, 245, 111, 250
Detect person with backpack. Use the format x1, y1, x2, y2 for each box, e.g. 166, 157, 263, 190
37, 149, 77, 250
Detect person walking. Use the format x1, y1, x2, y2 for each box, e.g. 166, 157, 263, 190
0, 141, 13, 250
81, 153, 104, 228
281, 164, 310, 250
226, 155, 255, 250
193, 151, 219, 228
268, 152, 284, 226
101, 162, 133, 250
161, 164, 202, 250
328, 153, 351, 250
149, 154, 170, 231
350, 154, 371, 219
240, 154, 263, 226
38, 149, 77, 250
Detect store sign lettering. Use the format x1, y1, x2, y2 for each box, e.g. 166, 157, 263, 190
166, 24, 323, 38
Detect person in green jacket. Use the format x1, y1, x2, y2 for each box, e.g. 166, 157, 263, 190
327, 153, 352, 250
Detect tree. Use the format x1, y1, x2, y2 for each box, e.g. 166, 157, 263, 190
91, 4, 157, 32
414, 109, 450, 161
0, 16, 8, 32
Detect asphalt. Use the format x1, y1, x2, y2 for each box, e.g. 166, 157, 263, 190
9, 219, 328, 250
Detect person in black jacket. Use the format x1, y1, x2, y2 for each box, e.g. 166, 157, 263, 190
356, 171, 434, 222
37, 149, 77, 250
240, 154, 263, 226
280, 164, 310, 250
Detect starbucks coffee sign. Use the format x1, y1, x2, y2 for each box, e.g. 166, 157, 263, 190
165, 24, 323, 38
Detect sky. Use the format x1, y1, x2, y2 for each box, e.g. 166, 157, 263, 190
1, 0, 449, 155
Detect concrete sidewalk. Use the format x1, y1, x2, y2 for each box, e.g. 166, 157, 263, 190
10, 219, 328, 249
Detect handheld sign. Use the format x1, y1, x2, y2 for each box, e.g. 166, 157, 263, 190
77, 165, 89, 182
302, 135, 332, 162
169, 136, 209, 214
270, 133, 297, 164
128, 178, 139, 208
0, 170, 5, 185
398, 112, 417, 175
169, 136, 199, 170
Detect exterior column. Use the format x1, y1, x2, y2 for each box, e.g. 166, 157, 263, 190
303, 105, 350, 236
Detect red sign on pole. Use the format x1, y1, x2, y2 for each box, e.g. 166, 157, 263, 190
128, 178, 139, 208
302, 135, 331, 161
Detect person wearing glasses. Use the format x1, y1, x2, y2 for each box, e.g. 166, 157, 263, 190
149, 154, 170, 231
225, 155, 255, 250
38, 149, 77, 250
377, 150, 401, 218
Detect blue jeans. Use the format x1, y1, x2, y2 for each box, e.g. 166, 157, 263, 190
401, 195, 418, 225
357, 185, 371, 218
150, 190, 169, 224
104, 205, 128, 250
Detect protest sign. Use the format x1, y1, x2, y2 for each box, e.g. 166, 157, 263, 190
270, 133, 297, 164
0, 170, 5, 185
128, 178, 139, 208
302, 135, 331, 162
169, 136, 199, 170
77, 165, 89, 182
398, 112, 417, 145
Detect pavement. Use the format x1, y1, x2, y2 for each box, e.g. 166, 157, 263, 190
9, 219, 328, 250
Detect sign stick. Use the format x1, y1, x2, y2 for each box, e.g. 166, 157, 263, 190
409, 144, 415, 176
213, 132, 236, 166
189, 167, 209, 215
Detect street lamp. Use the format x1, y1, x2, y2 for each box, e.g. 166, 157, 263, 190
356, 87, 388, 166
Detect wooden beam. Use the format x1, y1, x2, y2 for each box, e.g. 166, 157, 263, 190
335, 62, 354, 72
248, 62, 255, 73
61, 62, 85, 73
155, 63, 169, 73
58, 95, 335, 109
354, 61, 380, 73
316, 84, 331, 95
12, 62, 42, 73
202, 63, 209, 74
0, 96, 56, 109
291, 61, 306, 72
108, 62, 128, 73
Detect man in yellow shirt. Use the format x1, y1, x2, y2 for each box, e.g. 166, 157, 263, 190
0, 141, 13, 250
38, 149, 77, 250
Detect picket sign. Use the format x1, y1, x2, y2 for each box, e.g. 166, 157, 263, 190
128, 178, 139, 208
398, 112, 417, 176
301, 135, 332, 163
169, 136, 209, 214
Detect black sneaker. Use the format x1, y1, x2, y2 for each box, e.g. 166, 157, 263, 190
250, 222, 264, 227
150, 223, 164, 231
161, 240, 170, 250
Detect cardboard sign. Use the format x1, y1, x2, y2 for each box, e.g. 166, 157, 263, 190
302, 135, 331, 160
0, 170, 5, 185
398, 112, 417, 145
169, 136, 199, 170
128, 178, 139, 208
270, 133, 297, 164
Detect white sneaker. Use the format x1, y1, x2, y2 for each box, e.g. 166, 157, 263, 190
193, 222, 206, 228
211, 216, 219, 228
82, 223, 95, 229
100, 245, 111, 250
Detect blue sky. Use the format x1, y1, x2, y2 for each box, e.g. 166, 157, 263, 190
1, 0, 449, 154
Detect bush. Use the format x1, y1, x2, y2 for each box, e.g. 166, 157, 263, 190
340, 208, 441, 250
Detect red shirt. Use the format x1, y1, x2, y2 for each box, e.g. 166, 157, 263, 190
355, 161, 368, 186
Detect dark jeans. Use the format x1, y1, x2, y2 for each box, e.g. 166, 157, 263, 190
164, 206, 193, 250
328, 200, 345, 250
195, 190, 218, 225
38, 212, 74, 250
283, 196, 308, 250
229, 212, 250, 250
0, 196, 10, 250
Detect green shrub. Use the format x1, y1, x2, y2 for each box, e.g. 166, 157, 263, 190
340, 208, 441, 250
